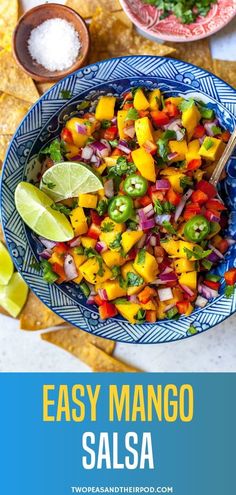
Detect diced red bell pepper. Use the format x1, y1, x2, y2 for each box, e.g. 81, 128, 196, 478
151, 110, 170, 126
191, 190, 208, 205
146, 310, 157, 323
224, 268, 236, 286
166, 188, 181, 206
218, 239, 229, 254
138, 286, 156, 304
51, 263, 66, 283
139, 110, 150, 118
143, 140, 157, 155
123, 102, 134, 110
205, 209, 221, 223
111, 148, 123, 156
87, 223, 101, 240
104, 125, 118, 141
204, 279, 220, 291
61, 128, 73, 144
54, 242, 68, 255
197, 180, 217, 199
164, 101, 179, 118
139, 195, 152, 207
94, 294, 103, 306
183, 204, 201, 221
91, 210, 103, 225
187, 158, 202, 171
193, 124, 205, 139
176, 300, 190, 314
99, 301, 118, 319
220, 130, 230, 143
206, 199, 226, 211
182, 289, 197, 303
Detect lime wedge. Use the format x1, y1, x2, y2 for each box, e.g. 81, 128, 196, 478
40, 161, 103, 202
0, 241, 14, 285
15, 182, 74, 241
0, 272, 28, 317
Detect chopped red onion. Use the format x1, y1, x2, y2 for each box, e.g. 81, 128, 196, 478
100, 139, 111, 155
207, 252, 219, 263
155, 179, 170, 191
39, 236, 56, 249
176, 128, 185, 141
195, 295, 208, 308
161, 266, 173, 275
91, 154, 101, 167
95, 241, 107, 254
111, 117, 117, 125
81, 145, 94, 161
136, 234, 146, 249
159, 272, 177, 282
64, 254, 78, 281
208, 244, 225, 260
143, 203, 154, 215
76, 123, 87, 135
155, 214, 171, 225
167, 152, 178, 161
117, 140, 130, 154
38, 248, 52, 259
201, 284, 219, 300
165, 303, 175, 312
206, 211, 221, 223
150, 235, 157, 247
98, 288, 108, 301
104, 179, 114, 198
90, 140, 109, 158
128, 295, 138, 303
124, 126, 135, 138
204, 122, 216, 137
163, 118, 182, 131
140, 218, 155, 230
199, 136, 205, 144
179, 284, 194, 297
87, 283, 96, 295
69, 237, 81, 248
87, 295, 96, 305
174, 189, 193, 222
152, 279, 167, 285
158, 287, 173, 301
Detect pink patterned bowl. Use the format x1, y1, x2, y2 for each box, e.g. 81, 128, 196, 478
119, 0, 236, 42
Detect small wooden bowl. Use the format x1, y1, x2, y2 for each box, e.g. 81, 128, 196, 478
13, 3, 90, 82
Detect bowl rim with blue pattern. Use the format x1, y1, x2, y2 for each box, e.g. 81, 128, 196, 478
1, 55, 236, 344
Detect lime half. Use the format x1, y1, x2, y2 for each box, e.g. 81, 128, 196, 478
0, 241, 14, 285
40, 161, 103, 202
0, 272, 28, 317
15, 182, 74, 241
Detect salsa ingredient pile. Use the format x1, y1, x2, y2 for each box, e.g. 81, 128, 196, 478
15, 87, 236, 324
142, 0, 217, 24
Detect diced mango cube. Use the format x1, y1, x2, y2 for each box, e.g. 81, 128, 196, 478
199, 137, 225, 162
48, 252, 64, 267
79, 258, 112, 284
81, 237, 97, 249
121, 231, 144, 254
121, 261, 145, 295
117, 110, 128, 140
131, 146, 156, 182
135, 116, 154, 146
105, 156, 119, 167
167, 173, 185, 193
65, 143, 80, 159
95, 96, 116, 121
78, 194, 98, 209
178, 241, 197, 259
115, 301, 141, 324
174, 259, 195, 274
165, 96, 183, 106
96, 162, 107, 175
70, 207, 88, 236
169, 140, 188, 162
102, 250, 126, 268
161, 240, 180, 257
181, 103, 201, 140
148, 89, 161, 110
101, 280, 126, 300
70, 250, 86, 270
73, 272, 83, 284
134, 88, 149, 111
133, 251, 159, 283
179, 271, 197, 290
66, 117, 95, 148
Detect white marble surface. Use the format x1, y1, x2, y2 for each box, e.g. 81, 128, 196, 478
0, 1, 235, 372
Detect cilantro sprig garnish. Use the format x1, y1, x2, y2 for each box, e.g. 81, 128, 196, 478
143, 0, 216, 24
40, 139, 66, 162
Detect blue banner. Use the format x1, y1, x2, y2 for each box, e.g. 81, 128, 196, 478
1, 373, 235, 495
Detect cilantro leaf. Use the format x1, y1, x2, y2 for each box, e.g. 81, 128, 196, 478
108, 156, 136, 178
157, 130, 176, 161
135, 308, 146, 323
51, 203, 71, 215
101, 221, 114, 233
127, 272, 144, 287
212, 125, 222, 135
109, 233, 122, 250
84, 248, 104, 277
204, 138, 214, 150
162, 221, 177, 235
40, 139, 65, 162
137, 249, 146, 265
77, 100, 90, 111
109, 139, 119, 148
101, 120, 111, 129
184, 246, 212, 260
41, 177, 56, 189
224, 284, 236, 298
179, 98, 195, 112
125, 108, 139, 121
97, 199, 108, 216
180, 176, 194, 190
60, 89, 72, 99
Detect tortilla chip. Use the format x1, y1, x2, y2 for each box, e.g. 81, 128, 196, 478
66, 0, 122, 19
0, 0, 18, 49
0, 50, 39, 103
0, 134, 12, 162
213, 59, 236, 89
20, 291, 65, 330
42, 326, 115, 354
36, 82, 55, 95
167, 39, 213, 72
41, 328, 138, 372
90, 9, 133, 52
0, 94, 30, 134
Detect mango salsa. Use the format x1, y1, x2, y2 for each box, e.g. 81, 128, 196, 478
95, 96, 116, 120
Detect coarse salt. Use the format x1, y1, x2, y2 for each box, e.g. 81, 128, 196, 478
27, 18, 81, 72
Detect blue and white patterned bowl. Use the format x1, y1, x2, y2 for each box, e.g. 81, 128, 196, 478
1, 56, 236, 344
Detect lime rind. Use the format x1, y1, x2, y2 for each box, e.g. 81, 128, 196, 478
0, 241, 14, 285
39, 161, 103, 202
15, 182, 74, 242
0, 272, 28, 318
